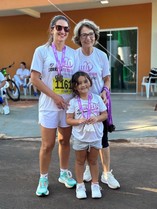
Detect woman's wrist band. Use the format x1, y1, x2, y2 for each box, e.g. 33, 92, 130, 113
102, 86, 110, 93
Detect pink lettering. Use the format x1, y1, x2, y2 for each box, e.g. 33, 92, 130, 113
79, 61, 93, 72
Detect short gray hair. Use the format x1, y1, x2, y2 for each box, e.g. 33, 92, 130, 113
72, 19, 100, 47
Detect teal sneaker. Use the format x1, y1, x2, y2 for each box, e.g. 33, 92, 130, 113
58, 170, 76, 188
36, 177, 49, 197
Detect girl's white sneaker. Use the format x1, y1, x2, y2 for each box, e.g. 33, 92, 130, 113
76, 183, 87, 199
91, 184, 102, 199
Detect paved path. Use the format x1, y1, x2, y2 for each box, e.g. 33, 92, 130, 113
0, 94, 157, 209
0, 94, 156, 141
0, 139, 157, 209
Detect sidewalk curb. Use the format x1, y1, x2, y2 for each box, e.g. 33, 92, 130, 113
1, 135, 157, 148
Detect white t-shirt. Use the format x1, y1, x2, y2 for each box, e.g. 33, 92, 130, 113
31, 44, 76, 112
74, 47, 110, 95
16, 68, 30, 78
66, 93, 107, 142
0, 72, 5, 83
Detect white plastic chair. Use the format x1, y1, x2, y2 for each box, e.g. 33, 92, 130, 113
141, 76, 157, 98
27, 78, 39, 96
24, 77, 39, 96
25, 77, 34, 95
27, 80, 33, 95
23, 77, 33, 96
12, 77, 29, 96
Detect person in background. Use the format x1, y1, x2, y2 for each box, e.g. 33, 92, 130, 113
66, 71, 107, 199
115, 54, 125, 89
0, 71, 10, 115
147, 67, 157, 83
14, 62, 30, 89
31, 15, 76, 197
72, 19, 120, 190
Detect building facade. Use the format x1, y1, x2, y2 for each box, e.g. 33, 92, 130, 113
0, 1, 156, 93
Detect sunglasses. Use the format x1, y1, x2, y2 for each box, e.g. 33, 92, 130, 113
54, 25, 70, 33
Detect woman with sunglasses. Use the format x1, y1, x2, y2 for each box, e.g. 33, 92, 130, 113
72, 19, 120, 191
31, 15, 76, 197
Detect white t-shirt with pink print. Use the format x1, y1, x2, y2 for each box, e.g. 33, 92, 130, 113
67, 93, 107, 142
31, 44, 76, 112
74, 47, 110, 95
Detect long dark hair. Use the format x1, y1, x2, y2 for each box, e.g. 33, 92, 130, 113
71, 71, 92, 96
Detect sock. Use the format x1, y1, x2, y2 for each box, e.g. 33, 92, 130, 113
60, 169, 68, 174
91, 182, 99, 186
77, 182, 84, 188
40, 173, 48, 179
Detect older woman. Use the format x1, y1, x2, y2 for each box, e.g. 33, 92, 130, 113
72, 19, 120, 190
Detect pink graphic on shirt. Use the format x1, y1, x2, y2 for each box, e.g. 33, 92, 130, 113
78, 102, 100, 117
79, 61, 93, 72
63, 57, 73, 70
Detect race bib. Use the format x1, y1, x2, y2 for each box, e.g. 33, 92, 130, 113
53, 77, 72, 94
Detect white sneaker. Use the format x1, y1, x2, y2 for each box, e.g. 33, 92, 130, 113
91, 184, 102, 199
83, 165, 92, 182
76, 183, 87, 199
3, 105, 10, 115
101, 170, 120, 189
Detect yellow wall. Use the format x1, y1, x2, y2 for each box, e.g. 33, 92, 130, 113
0, 3, 151, 92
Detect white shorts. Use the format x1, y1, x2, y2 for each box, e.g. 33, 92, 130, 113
73, 139, 102, 151
39, 110, 70, 129
14, 75, 26, 86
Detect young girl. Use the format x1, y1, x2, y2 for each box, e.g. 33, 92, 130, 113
66, 71, 107, 199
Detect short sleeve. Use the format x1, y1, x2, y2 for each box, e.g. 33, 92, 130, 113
66, 98, 75, 114
101, 52, 110, 78
0, 72, 5, 82
31, 46, 45, 74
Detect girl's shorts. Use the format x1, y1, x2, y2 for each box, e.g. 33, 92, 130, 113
73, 138, 102, 151
39, 110, 70, 129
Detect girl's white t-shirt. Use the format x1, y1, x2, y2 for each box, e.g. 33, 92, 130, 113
66, 93, 107, 142
31, 44, 76, 112
74, 47, 110, 95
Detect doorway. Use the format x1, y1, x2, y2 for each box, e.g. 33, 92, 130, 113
97, 28, 138, 93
